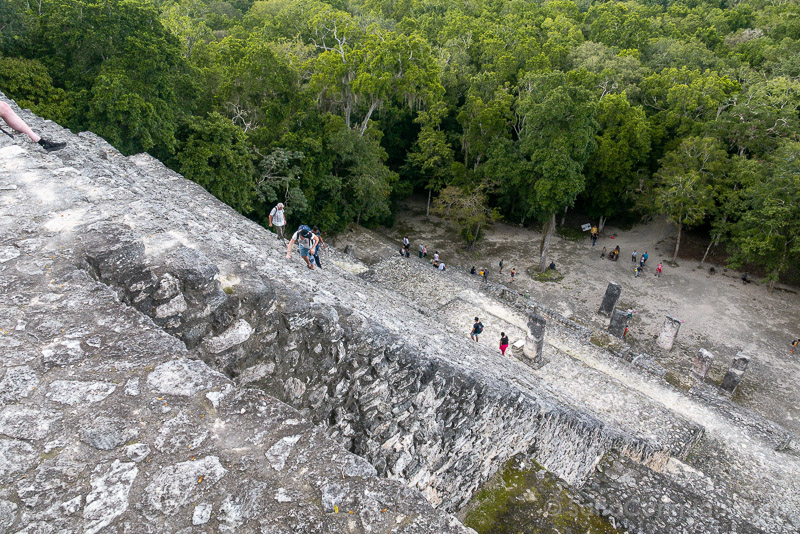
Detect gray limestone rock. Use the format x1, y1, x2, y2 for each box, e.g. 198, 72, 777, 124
0, 246, 21, 263
608, 309, 629, 338
79, 416, 137, 451
41, 338, 85, 366
144, 456, 227, 516
192, 502, 213, 525
202, 319, 253, 354
48, 380, 116, 406
0, 406, 62, 441
155, 273, 182, 300
164, 246, 219, 290
657, 315, 682, 351
266, 435, 303, 471
720, 354, 750, 394
83, 460, 139, 534
154, 411, 209, 454
0, 366, 39, 404
146, 359, 227, 396
155, 293, 187, 318
693, 349, 714, 380
321, 482, 347, 513
0, 438, 38, 482
0, 499, 18, 531
521, 314, 546, 366
124, 378, 140, 396
124, 443, 151, 463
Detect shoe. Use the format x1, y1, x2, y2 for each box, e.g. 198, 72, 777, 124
38, 138, 67, 152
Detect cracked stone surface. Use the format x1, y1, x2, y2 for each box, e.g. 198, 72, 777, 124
0, 95, 470, 533
2, 94, 799, 533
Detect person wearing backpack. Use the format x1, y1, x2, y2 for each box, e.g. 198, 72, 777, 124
470, 317, 484, 342
269, 203, 286, 239
286, 224, 320, 270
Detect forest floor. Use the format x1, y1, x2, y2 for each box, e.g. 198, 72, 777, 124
333, 195, 800, 435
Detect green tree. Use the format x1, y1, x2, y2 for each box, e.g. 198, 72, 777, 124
0, 56, 72, 124
651, 137, 726, 263
177, 111, 255, 213
323, 115, 396, 226
24, 0, 197, 155
516, 70, 598, 271
717, 76, 800, 158
255, 147, 307, 222
432, 185, 500, 250
583, 93, 650, 230
728, 141, 800, 291
641, 67, 739, 154
405, 106, 455, 218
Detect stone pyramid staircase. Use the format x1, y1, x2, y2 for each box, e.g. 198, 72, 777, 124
1, 95, 799, 532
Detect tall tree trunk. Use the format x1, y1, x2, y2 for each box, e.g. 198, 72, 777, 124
468, 222, 481, 251
598, 215, 606, 233
521, 213, 526, 225
560, 205, 568, 227
356, 211, 361, 226
426, 188, 432, 219
700, 237, 714, 267
538, 213, 556, 272
701, 216, 727, 267
700, 231, 722, 267
671, 222, 682, 263
769, 277, 776, 293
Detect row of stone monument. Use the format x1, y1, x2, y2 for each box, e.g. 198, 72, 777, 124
599, 281, 749, 394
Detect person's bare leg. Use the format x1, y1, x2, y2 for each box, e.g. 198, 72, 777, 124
0, 102, 40, 142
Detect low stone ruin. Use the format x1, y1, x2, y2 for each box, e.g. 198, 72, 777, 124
598, 281, 622, 316
656, 315, 682, 350
721, 354, 751, 394
693, 349, 715, 380
608, 309, 629, 338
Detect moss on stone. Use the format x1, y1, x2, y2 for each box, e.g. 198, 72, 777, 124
463, 455, 620, 533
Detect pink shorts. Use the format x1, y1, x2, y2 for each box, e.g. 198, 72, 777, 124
500, 344, 509, 355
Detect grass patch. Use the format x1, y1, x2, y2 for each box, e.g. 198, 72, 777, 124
590, 333, 615, 350
527, 267, 564, 283
222, 286, 235, 295
663, 370, 691, 391
464, 455, 620, 534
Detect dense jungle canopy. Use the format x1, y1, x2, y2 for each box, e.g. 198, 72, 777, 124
1, 0, 799, 281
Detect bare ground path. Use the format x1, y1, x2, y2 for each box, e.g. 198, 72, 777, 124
333, 196, 800, 435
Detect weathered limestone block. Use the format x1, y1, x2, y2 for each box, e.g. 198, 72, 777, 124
693, 349, 714, 380
510, 339, 525, 359
521, 314, 546, 366
598, 282, 622, 316
657, 315, 682, 351
608, 309, 629, 338
720, 354, 750, 393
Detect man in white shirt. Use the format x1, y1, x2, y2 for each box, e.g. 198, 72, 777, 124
286, 226, 320, 270
269, 203, 286, 239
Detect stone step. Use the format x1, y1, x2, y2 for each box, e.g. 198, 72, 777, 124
363, 256, 703, 462
583, 452, 765, 534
